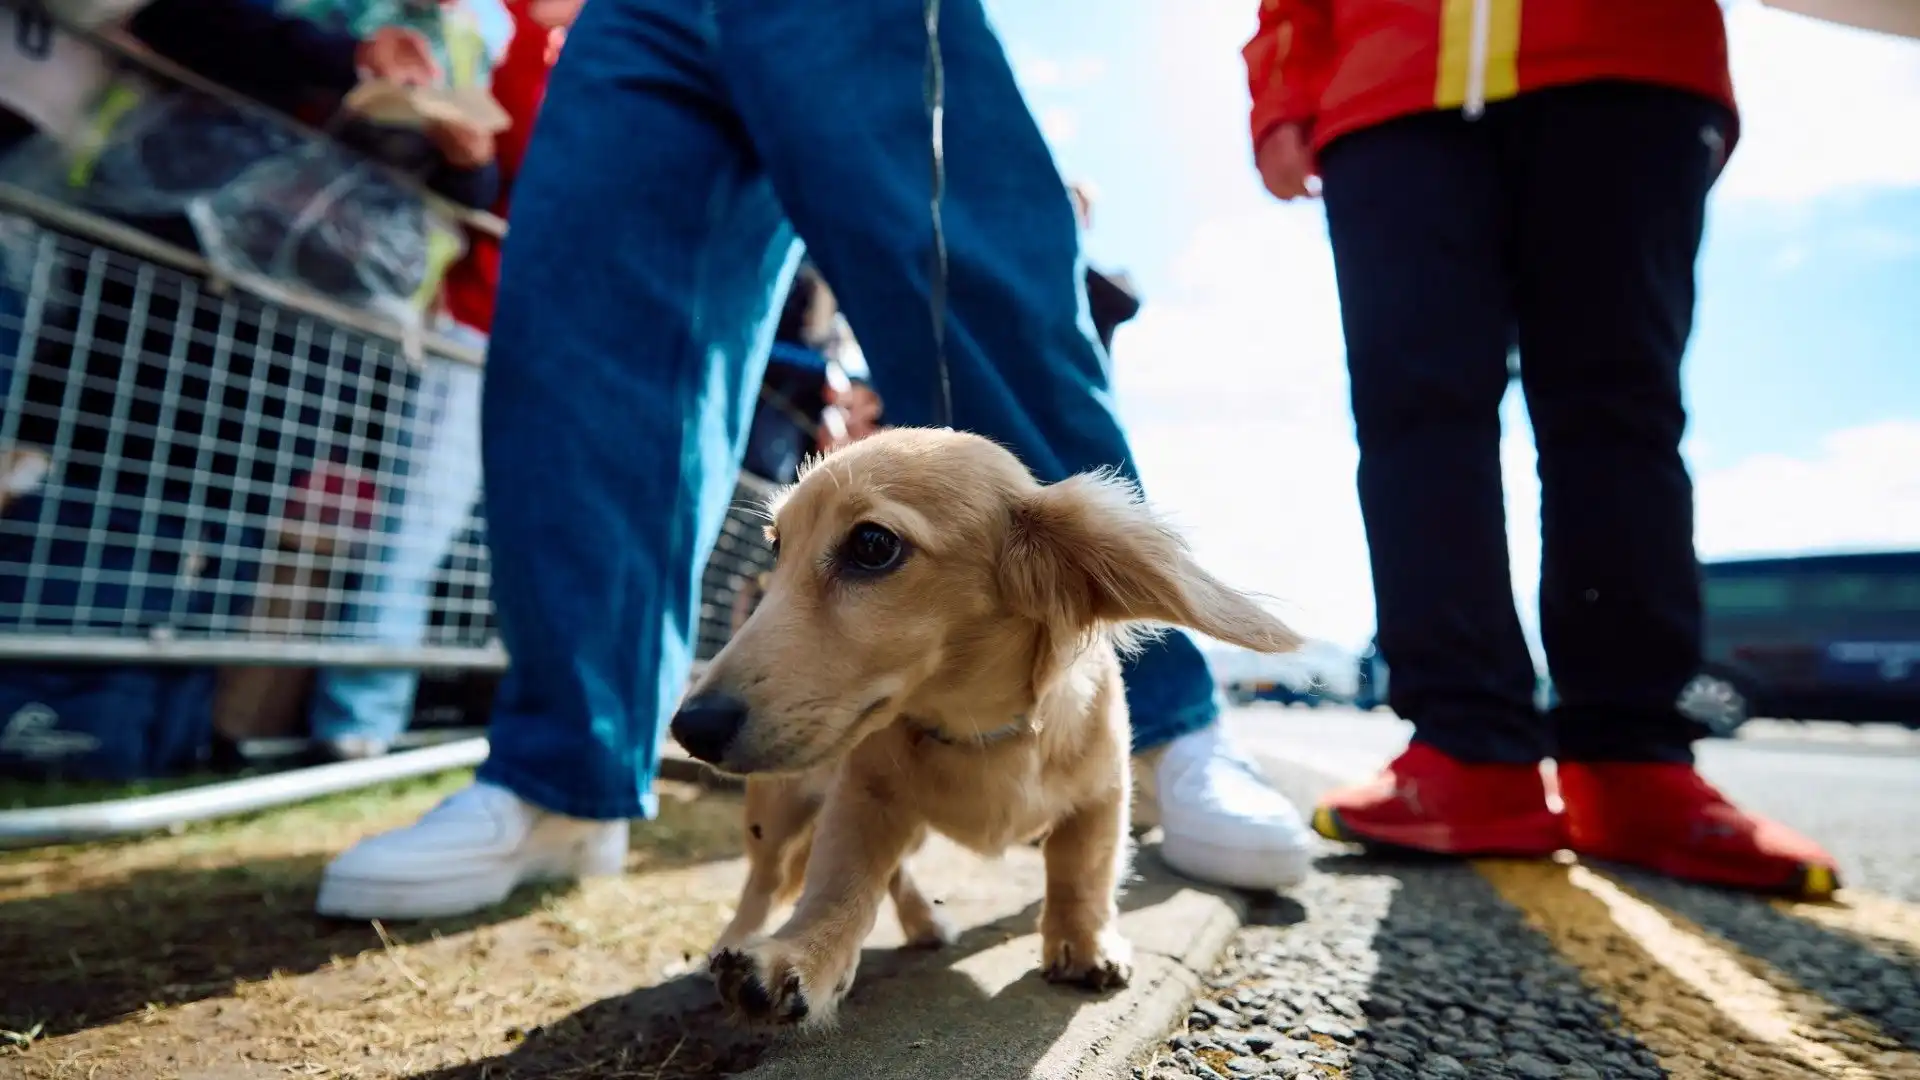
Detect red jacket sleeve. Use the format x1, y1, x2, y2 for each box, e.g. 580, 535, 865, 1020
1243, 0, 1333, 154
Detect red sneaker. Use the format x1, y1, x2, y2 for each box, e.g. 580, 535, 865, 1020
1310, 742, 1567, 857
1558, 762, 1840, 900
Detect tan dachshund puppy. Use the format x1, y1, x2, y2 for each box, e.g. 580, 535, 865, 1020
670, 428, 1300, 1028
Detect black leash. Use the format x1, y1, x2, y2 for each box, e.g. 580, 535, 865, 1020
923, 0, 953, 430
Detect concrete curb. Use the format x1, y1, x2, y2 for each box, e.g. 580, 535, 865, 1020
733, 840, 1251, 1080
662, 739, 1358, 1080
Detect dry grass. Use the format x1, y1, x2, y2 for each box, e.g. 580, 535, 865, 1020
0, 770, 771, 1079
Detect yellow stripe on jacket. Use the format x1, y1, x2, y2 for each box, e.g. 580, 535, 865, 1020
1434, 0, 1522, 111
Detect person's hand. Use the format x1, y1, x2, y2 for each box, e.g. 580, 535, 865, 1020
356, 26, 440, 87
814, 382, 884, 453
1257, 122, 1318, 201
425, 118, 496, 168
831, 382, 883, 441
525, 0, 586, 28
816, 406, 850, 454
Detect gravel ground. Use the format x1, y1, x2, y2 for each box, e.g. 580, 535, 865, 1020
1135, 860, 1668, 1080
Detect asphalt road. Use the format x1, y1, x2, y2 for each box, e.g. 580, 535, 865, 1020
1132, 707, 1920, 1080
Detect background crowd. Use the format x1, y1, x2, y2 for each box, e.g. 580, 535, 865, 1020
0, 0, 567, 766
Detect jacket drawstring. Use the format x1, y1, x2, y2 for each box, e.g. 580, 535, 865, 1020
1464, 0, 1492, 118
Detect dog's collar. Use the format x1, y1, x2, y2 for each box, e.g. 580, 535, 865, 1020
904, 713, 1034, 748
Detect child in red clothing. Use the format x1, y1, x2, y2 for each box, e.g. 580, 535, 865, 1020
441, 0, 581, 339
1244, 0, 1839, 899
308, 0, 579, 762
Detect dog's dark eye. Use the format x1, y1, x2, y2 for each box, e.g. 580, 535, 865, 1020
840, 522, 905, 575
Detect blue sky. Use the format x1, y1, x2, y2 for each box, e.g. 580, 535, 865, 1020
982, 0, 1920, 653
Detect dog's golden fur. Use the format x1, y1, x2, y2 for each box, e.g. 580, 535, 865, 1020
682, 428, 1300, 1028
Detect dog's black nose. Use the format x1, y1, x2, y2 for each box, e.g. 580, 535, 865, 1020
670, 694, 749, 764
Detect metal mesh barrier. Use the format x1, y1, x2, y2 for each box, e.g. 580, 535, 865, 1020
0, 203, 779, 671
699, 489, 780, 661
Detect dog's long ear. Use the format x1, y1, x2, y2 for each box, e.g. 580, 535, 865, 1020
1000, 471, 1302, 654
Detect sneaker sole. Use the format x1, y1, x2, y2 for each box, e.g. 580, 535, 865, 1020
316, 866, 522, 921
316, 828, 630, 921
1312, 805, 1567, 859
1572, 845, 1841, 901
1159, 833, 1313, 892
1800, 864, 1839, 901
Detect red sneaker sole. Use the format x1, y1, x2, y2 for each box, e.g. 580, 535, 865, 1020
1572, 844, 1840, 900
1313, 805, 1567, 859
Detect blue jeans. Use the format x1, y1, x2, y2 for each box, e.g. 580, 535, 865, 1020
478, 0, 1219, 820
310, 325, 487, 744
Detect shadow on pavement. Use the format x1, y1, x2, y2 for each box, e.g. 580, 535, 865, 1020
1607, 867, 1920, 1050
1317, 854, 1669, 1079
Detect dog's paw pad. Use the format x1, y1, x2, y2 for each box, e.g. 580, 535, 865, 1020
710, 944, 812, 1025
1042, 955, 1134, 991
1041, 934, 1134, 992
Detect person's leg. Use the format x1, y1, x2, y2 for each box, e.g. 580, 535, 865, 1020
1326, 115, 1539, 761
477, 0, 796, 826
317, 0, 802, 919
1308, 109, 1563, 857
308, 341, 486, 759
711, 0, 1305, 891
1508, 81, 1836, 897
1510, 82, 1710, 762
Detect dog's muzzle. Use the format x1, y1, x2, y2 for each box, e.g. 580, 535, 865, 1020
669, 694, 750, 765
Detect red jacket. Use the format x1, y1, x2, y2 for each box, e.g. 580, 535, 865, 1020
442, 0, 560, 335
1244, 0, 1739, 161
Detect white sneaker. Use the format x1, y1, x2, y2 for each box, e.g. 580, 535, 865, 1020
1142, 724, 1314, 891
315, 781, 629, 920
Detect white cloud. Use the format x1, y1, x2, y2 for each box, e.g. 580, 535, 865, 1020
1112, 207, 1370, 648
1716, 0, 1920, 200
1693, 421, 1920, 556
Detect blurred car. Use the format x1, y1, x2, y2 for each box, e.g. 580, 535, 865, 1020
1681, 550, 1920, 737
1352, 636, 1558, 715
1226, 676, 1331, 709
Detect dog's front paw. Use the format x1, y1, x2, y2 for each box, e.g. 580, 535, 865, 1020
1040, 926, 1134, 992
709, 938, 852, 1026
